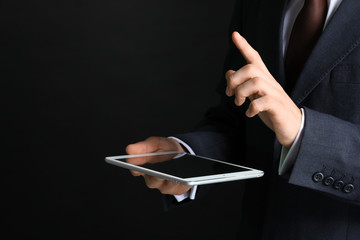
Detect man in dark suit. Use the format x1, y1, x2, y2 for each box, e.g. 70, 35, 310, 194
126, 0, 360, 239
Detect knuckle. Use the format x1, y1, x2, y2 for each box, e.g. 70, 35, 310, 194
225, 70, 233, 78
227, 75, 237, 90
244, 64, 254, 73
251, 97, 266, 113
228, 72, 236, 83
252, 49, 260, 59
172, 190, 183, 196
159, 188, 169, 195
170, 185, 187, 196
159, 182, 178, 195
250, 100, 260, 112
144, 176, 159, 189
225, 70, 235, 83
130, 170, 140, 176
262, 95, 272, 106
251, 77, 262, 87
235, 94, 246, 105
146, 136, 158, 143
244, 64, 260, 79
145, 181, 156, 189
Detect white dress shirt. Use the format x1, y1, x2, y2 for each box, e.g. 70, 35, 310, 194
173, 0, 343, 202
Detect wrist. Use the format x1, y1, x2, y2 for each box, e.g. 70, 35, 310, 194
283, 108, 304, 148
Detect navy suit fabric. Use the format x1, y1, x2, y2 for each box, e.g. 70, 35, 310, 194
174, 0, 360, 239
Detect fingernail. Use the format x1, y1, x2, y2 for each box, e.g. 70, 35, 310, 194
233, 31, 242, 38
234, 98, 239, 106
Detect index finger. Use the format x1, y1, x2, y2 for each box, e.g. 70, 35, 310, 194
232, 31, 262, 64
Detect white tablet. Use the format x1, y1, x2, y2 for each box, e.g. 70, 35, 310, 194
105, 151, 264, 186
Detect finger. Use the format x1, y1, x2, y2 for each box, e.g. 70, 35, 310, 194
233, 77, 266, 106
246, 95, 272, 118
129, 170, 145, 177
143, 175, 191, 195
225, 70, 236, 96
232, 32, 265, 68
143, 175, 165, 189
226, 65, 267, 96
126, 137, 160, 155
159, 182, 192, 195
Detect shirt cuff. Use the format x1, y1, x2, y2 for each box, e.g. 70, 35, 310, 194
168, 136, 197, 202
173, 186, 198, 202
168, 136, 196, 155
278, 108, 305, 175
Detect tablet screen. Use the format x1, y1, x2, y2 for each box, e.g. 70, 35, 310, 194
110, 152, 249, 178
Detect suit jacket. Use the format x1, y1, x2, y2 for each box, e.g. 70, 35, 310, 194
174, 0, 360, 239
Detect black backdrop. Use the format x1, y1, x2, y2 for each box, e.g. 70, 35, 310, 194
1, 0, 248, 239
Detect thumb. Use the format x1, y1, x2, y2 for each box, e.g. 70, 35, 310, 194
126, 136, 162, 155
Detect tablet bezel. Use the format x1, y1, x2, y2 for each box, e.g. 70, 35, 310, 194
105, 151, 264, 186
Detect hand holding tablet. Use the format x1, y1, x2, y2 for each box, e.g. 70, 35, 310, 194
105, 151, 264, 186
119, 136, 194, 195
105, 137, 263, 195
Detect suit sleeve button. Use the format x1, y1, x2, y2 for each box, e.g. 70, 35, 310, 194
313, 172, 324, 182
333, 180, 345, 190
343, 184, 354, 193
323, 176, 335, 186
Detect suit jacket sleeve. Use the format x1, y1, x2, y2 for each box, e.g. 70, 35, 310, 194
288, 107, 360, 204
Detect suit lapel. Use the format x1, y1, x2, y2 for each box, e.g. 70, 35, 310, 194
291, 0, 360, 105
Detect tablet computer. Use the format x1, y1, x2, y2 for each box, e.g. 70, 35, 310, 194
105, 151, 264, 186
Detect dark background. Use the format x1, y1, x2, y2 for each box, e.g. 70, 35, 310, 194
1, 0, 247, 239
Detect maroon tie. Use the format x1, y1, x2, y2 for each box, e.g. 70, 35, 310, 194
285, 0, 328, 93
